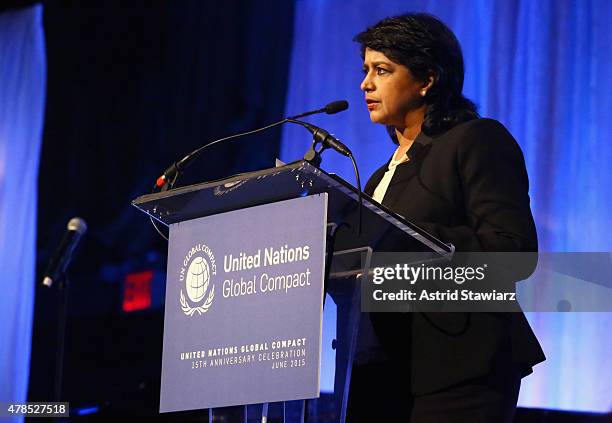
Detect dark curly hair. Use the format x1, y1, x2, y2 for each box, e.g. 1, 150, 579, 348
354, 13, 478, 139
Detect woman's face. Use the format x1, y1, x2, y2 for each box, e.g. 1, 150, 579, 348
360, 48, 425, 127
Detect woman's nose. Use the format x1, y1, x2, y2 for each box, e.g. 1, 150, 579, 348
360, 74, 373, 92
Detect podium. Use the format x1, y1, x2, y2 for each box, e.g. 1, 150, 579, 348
132, 160, 453, 422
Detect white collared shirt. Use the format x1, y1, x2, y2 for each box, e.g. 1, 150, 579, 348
372, 147, 409, 203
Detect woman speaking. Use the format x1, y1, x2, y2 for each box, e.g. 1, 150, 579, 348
348, 13, 545, 422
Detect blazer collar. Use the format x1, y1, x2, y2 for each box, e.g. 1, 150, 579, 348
379, 131, 434, 208
364, 131, 434, 198
406, 130, 434, 161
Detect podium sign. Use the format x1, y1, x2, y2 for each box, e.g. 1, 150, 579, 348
159, 194, 327, 413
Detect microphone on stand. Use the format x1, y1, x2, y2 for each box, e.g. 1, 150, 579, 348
41, 217, 87, 403
42, 217, 87, 287
287, 100, 348, 119
285, 118, 352, 157
154, 100, 350, 191
150, 99, 363, 238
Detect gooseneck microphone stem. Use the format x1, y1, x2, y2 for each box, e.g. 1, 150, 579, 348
155, 119, 288, 190
154, 100, 348, 191
287, 100, 348, 120
349, 154, 363, 236
149, 119, 291, 240
288, 109, 324, 120
151, 99, 362, 236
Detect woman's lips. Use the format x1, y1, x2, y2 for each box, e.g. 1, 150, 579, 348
366, 101, 379, 110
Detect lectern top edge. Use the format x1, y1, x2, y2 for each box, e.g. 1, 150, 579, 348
132, 160, 453, 255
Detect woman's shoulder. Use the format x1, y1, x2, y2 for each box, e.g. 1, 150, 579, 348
435, 118, 519, 151
443, 117, 512, 139
433, 118, 526, 168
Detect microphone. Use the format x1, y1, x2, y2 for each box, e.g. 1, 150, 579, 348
324, 100, 349, 114
154, 100, 350, 190
285, 118, 352, 157
42, 217, 87, 287
285, 117, 362, 236
288, 100, 349, 119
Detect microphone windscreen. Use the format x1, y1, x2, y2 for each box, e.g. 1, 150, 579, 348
324, 100, 349, 114
67, 217, 88, 234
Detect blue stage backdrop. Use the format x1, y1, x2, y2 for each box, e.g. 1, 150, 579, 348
281, 0, 612, 413
0, 4, 46, 421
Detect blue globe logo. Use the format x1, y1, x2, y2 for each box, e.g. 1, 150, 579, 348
186, 256, 210, 303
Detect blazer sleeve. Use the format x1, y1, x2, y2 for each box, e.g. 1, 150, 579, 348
414, 119, 538, 254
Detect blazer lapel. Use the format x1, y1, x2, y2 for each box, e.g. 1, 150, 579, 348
364, 160, 390, 196
382, 132, 434, 208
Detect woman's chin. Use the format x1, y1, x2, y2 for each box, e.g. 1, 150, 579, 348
370, 115, 390, 125
368, 112, 387, 124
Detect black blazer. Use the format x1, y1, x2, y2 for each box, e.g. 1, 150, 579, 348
363, 118, 545, 395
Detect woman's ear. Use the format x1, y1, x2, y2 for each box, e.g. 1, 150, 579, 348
420, 75, 435, 97
424, 75, 434, 91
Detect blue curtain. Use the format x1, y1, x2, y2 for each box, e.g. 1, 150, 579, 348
0, 4, 46, 418
281, 0, 612, 413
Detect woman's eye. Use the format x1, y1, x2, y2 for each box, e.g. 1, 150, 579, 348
376, 67, 388, 75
